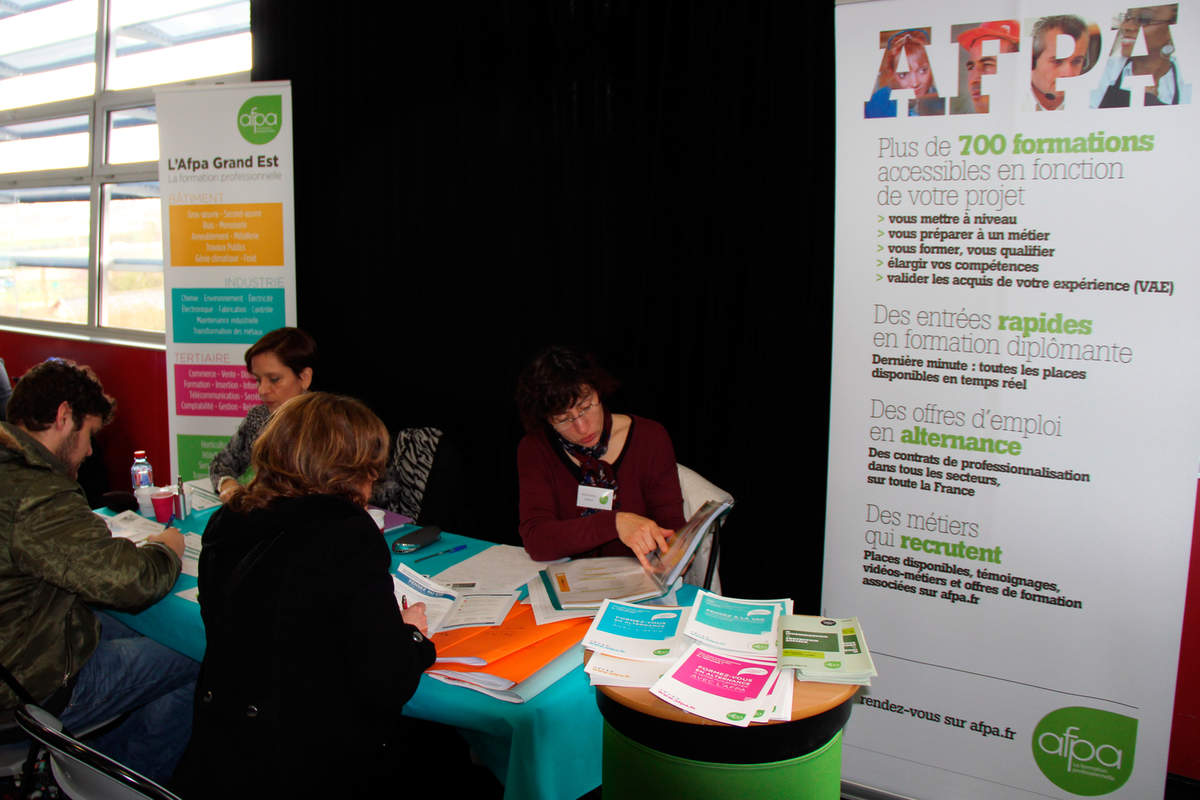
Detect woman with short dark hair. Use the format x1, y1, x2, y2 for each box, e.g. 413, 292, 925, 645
209, 326, 316, 501
514, 345, 686, 568
175, 392, 435, 798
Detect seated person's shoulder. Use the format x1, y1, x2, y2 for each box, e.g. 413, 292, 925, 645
631, 415, 671, 440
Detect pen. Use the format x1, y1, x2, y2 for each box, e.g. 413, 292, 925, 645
413, 544, 466, 563
166, 513, 176, 529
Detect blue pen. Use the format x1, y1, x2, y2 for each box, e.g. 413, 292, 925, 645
166, 514, 176, 529
413, 544, 466, 563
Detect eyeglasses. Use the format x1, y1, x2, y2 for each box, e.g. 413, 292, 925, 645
550, 396, 598, 429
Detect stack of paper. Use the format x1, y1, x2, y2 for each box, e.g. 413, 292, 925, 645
582, 589, 800, 725
425, 603, 591, 703
646, 590, 796, 724
536, 498, 734, 612
433, 544, 563, 593
650, 645, 783, 727
582, 600, 690, 688
394, 563, 517, 634
539, 557, 668, 609
99, 510, 164, 543
777, 615, 878, 685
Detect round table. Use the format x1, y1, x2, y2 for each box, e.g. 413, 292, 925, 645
591, 653, 858, 800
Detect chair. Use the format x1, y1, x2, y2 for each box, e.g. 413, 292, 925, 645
677, 464, 733, 592
373, 426, 471, 533
14, 705, 181, 800
373, 426, 443, 520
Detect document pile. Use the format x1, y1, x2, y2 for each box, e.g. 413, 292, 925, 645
394, 562, 517, 634
537, 499, 733, 611
777, 614, 878, 686
408, 544, 591, 703
584, 590, 798, 727
425, 604, 591, 703
582, 600, 691, 688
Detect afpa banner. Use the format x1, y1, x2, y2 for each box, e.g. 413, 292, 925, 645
824, 2, 1196, 798
157, 82, 297, 485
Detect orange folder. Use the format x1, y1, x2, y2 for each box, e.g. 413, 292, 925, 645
428, 617, 591, 689
432, 603, 587, 665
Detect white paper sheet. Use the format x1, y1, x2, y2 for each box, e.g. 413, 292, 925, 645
434, 544, 564, 593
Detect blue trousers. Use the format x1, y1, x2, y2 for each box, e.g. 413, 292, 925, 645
59, 612, 198, 784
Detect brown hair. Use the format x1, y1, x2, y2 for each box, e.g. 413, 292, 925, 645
8, 358, 116, 431
227, 392, 389, 512
514, 345, 619, 433
244, 327, 317, 376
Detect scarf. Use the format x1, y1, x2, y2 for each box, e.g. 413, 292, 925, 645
556, 410, 617, 516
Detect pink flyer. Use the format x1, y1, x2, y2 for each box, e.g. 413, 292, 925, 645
671, 647, 774, 701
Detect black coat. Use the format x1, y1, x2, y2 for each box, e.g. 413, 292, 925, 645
173, 494, 436, 798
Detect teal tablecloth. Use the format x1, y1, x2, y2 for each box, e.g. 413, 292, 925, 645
110, 507, 620, 800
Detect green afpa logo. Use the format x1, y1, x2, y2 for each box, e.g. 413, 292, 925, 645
237, 96, 282, 144
1032, 707, 1137, 795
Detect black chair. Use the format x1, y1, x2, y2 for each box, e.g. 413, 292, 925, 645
373, 426, 471, 533
14, 705, 181, 800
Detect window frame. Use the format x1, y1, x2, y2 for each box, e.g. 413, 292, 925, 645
0, 0, 251, 348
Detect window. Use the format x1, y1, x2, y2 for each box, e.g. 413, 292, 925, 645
0, 0, 250, 343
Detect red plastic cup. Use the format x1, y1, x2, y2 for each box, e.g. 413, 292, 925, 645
151, 488, 176, 523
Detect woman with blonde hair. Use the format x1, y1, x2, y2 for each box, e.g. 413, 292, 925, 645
174, 392, 436, 798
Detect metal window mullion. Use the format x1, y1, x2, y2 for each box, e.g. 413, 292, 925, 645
87, 179, 102, 328
0, 169, 90, 190
94, 0, 110, 100
90, 1, 111, 329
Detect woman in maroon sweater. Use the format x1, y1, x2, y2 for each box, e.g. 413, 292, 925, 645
515, 346, 686, 567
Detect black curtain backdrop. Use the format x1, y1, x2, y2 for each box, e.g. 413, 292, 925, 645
250, 0, 835, 610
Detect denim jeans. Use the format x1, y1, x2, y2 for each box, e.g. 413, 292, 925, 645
59, 612, 198, 784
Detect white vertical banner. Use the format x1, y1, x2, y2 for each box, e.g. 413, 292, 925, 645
825, 2, 1197, 798
156, 82, 296, 484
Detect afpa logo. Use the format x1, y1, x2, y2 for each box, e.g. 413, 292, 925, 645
1032, 707, 1137, 796
237, 96, 282, 144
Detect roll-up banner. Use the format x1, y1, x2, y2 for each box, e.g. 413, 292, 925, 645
825, 2, 1197, 798
156, 82, 296, 485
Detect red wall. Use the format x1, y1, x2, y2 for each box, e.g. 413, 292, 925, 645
0, 330, 170, 492
1169, 486, 1200, 776
2, 328, 1198, 778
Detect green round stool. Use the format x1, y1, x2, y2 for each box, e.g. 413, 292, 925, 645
595, 675, 856, 800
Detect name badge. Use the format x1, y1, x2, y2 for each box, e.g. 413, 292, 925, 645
577, 485, 615, 511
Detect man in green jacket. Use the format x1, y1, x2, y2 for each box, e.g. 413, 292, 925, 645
0, 359, 197, 784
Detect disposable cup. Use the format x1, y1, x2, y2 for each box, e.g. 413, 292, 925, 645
151, 487, 176, 523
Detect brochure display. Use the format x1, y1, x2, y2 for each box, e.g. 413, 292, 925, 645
156, 82, 297, 484
648, 645, 779, 727
826, 3, 1198, 798
583, 600, 691, 660
683, 591, 791, 656
778, 615, 878, 685
594, 595, 856, 800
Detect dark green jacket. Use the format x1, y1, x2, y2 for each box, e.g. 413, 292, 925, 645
0, 422, 180, 709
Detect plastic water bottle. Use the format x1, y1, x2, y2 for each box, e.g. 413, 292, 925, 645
131, 451, 155, 516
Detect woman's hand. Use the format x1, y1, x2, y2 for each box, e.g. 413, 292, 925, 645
217, 477, 240, 503
402, 601, 429, 636
615, 512, 673, 570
